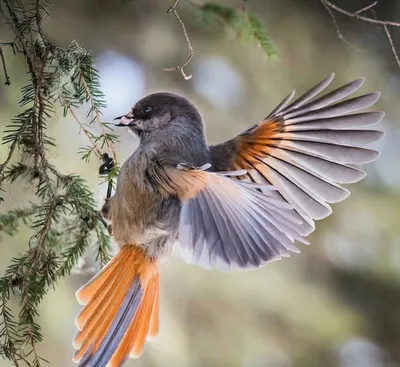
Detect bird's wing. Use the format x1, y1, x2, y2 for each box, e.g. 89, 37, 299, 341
209, 73, 384, 235
167, 164, 309, 271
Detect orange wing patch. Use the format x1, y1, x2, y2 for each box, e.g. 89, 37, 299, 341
233, 119, 283, 171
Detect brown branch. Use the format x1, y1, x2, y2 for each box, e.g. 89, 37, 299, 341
33, 88, 45, 174
2, 0, 53, 192
163, 0, 194, 80
35, 0, 45, 40
321, 0, 400, 68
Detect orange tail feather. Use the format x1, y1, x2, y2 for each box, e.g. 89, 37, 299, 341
72, 245, 159, 367
147, 271, 160, 341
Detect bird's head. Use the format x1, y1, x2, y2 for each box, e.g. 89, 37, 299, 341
113, 93, 204, 138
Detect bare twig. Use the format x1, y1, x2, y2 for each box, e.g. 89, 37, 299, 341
354, 1, 378, 15
383, 24, 400, 68
322, 0, 400, 27
0, 45, 11, 85
320, 0, 356, 49
321, 0, 400, 68
163, 0, 194, 80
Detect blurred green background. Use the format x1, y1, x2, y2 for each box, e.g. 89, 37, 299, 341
1, 0, 400, 366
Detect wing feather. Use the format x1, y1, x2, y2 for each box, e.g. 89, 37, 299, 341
175, 169, 307, 270
209, 73, 384, 230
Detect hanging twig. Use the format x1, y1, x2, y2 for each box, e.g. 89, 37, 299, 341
163, 0, 194, 80
320, 0, 357, 50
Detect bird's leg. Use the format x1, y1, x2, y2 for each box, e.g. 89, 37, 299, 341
98, 216, 113, 236
99, 153, 116, 236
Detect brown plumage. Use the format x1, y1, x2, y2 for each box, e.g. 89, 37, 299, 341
73, 74, 384, 366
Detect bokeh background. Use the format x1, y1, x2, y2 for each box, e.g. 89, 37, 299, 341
1, 0, 400, 366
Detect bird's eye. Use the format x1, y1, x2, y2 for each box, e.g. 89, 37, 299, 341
141, 105, 152, 115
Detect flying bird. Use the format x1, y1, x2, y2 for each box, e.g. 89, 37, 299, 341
72, 74, 384, 367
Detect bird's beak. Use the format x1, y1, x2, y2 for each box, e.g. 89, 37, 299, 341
113, 115, 137, 127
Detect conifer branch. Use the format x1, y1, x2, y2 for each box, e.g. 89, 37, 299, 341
0, 0, 116, 364
80, 75, 118, 167
66, 105, 103, 161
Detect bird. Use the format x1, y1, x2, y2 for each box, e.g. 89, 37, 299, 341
72, 73, 384, 367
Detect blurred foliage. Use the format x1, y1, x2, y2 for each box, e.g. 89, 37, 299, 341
191, 1, 279, 59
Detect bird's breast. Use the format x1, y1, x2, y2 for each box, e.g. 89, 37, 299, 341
108, 149, 181, 257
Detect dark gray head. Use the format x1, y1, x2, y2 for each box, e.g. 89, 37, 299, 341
113, 92, 204, 138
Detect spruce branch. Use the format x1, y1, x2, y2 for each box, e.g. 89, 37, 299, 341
57, 221, 91, 277
0, 133, 22, 189
66, 105, 103, 161
79, 69, 118, 167
94, 220, 113, 269
0, 0, 116, 364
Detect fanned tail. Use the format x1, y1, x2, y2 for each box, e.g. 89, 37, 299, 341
72, 245, 159, 367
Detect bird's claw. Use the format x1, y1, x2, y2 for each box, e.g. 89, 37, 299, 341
177, 162, 211, 171
99, 153, 115, 175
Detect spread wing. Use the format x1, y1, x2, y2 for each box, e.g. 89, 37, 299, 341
168, 165, 309, 271
209, 73, 384, 235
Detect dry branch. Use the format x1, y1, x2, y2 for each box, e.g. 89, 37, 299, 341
321, 0, 400, 68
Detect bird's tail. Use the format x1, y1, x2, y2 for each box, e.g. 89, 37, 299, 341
72, 245, 159, 367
